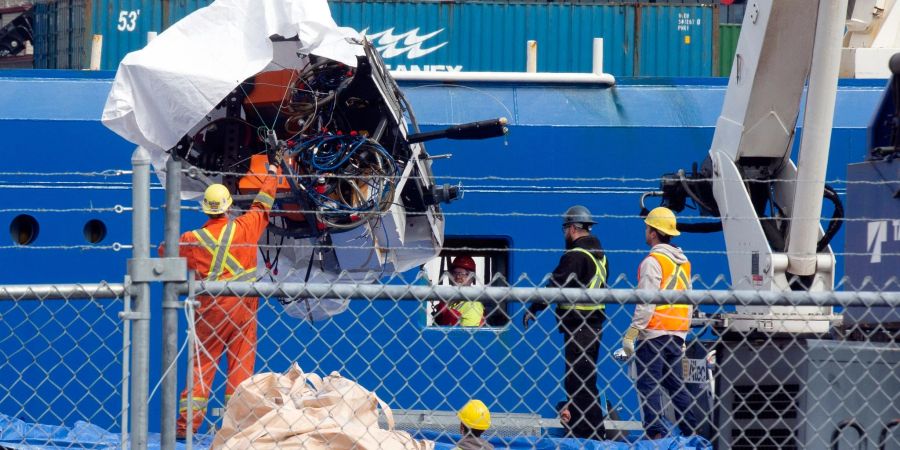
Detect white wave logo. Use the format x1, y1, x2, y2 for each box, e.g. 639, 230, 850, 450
362, 27, 448, 59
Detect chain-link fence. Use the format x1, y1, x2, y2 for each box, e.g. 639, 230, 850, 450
0, 283, 129, 446
167, 279, 898, 450
3, 279, 898, 449
1, 149, 899, 450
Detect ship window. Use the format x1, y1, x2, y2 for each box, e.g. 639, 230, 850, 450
422, 236, 510, 328
83, 219, 107, 244
9, 214, 39, 245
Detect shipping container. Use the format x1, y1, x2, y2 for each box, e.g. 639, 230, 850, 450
718, 23, 739, 77
719, 2, 745, 24
91, 0, 162, 70
163, 0, 211, 28
328, 1, 716, 76
635, 3, 715, 76
75, 1, 719, 75
329, 1, 639, 74
32, 0, 86, 69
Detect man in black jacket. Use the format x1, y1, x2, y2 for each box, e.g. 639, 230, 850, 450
523, 205, 609, 440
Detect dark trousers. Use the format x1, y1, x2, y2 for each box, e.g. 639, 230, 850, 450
635, 334, 699, 438
559, 309, 606, 440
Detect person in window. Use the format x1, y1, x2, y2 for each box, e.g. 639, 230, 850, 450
433, 256, 485, 327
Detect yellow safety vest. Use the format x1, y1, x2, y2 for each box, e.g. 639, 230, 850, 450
559, 247, 608, 311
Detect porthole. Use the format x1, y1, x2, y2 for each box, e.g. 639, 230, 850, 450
83, 219, 107, 244
9, 214, 39, 245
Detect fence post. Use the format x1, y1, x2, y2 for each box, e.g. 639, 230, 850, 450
130, 147, 151, 450
160, 155, 182, 449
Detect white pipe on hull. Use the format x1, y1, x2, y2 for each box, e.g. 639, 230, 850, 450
592, 38, 604, 75
786, 0, 848, 276
526, 40, 538, 73
89, 34, 102, 71
390, 71, 616, 85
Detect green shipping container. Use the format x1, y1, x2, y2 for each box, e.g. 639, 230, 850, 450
718, 23, 739, 77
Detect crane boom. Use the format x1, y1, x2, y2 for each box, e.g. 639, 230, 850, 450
649, 0, 849, 333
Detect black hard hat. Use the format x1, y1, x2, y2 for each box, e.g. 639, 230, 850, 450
563, 205, 597, 226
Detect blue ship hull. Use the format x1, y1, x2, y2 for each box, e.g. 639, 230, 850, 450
0, 70, 887, 433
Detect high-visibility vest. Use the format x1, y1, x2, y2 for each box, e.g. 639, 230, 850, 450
646, 252, 691, 331
191, 221, 258, 282
559, 247, 608, 311
448, 300, 486, 326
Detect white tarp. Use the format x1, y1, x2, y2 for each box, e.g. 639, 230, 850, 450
101, 0, 363, 154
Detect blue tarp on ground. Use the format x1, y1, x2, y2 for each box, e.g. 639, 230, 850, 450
0, 414, 710, 450
418, 430, 711, 450
0, 414, 213, 450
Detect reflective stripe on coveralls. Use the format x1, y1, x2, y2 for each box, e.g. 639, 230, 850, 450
191, 221, 258, 282
176, 181, 275, 435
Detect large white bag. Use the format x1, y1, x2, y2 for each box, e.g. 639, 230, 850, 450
212, 364, 433, 450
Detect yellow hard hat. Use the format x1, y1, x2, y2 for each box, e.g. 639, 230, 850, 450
202, 184, 232, 215
458, 400, 491, 431
644, 207, 680, 236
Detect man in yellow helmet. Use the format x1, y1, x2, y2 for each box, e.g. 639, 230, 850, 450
455, 400, 494, 450
164, 153, 281, 438
621, 207, 699, 439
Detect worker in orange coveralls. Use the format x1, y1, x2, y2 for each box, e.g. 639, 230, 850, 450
162, 152, 281, 438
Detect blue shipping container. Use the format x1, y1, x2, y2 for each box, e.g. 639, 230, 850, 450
329, 1, 637, 75
328, 1, 714, 76
164, 0, 212, 27
91, 0, 162, 71
84, 1, 719, 76
636, 4, 714, 76
155, 1, 715, 77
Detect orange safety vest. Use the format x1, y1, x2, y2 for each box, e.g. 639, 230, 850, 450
645, 252, 692, 331
191, 221, 259, 282
175, 179, 276, 285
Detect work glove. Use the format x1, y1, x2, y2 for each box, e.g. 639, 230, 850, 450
622, 326, 640, 358
268, 146, 285, 169
522, 309, 537, 330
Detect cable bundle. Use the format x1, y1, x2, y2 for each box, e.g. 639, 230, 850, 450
287, 133, 398, 230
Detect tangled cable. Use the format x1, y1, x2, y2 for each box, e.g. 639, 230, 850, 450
286, 133, 398, 230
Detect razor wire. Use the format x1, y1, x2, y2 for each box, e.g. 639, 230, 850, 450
0, 167, 897, 185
